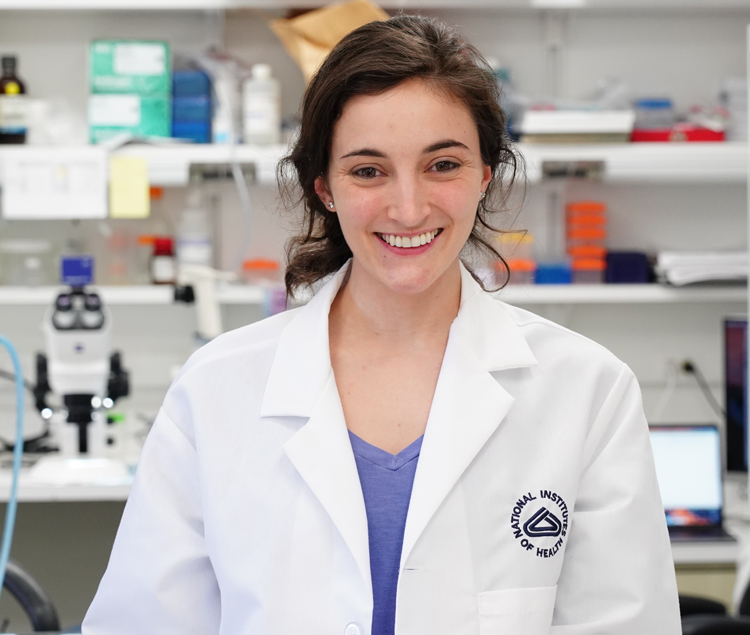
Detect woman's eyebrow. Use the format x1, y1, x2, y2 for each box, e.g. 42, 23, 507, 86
423, 139, 470, 153
340, 139, 470, 160
340, 148, 386, 159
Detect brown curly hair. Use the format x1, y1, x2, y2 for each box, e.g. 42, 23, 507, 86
278, 13, 522, 298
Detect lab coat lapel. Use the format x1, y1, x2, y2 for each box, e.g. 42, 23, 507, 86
283, 372, 372, 594
261, 265, 372, 593
401, 265, 538, 567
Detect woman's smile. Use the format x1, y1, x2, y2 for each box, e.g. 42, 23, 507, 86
376, 229, 442, 252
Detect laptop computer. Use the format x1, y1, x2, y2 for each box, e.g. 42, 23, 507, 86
649, 425, 736, 543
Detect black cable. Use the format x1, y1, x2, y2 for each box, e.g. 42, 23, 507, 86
682, 359, 726, 419
0, 431, 56, 454
0, 370, 55, 453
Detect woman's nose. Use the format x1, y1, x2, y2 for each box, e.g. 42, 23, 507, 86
387, 177, 429, 227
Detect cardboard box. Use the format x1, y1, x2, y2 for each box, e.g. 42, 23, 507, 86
90, 40, 171, 96
89, 94, 170, 143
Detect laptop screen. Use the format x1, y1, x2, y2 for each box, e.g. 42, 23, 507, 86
649, 425, 723, 527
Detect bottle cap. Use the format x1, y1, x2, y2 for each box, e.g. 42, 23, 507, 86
242, 258, 280, 271
504, 258, 536, 273
1, 56, 16, 72
571, 258, 606, 271
153, 237, 175, 256
566, 201, 607, 214
251, 64, 272, 80
568, 245, 607, 258
567, 228, 607, 240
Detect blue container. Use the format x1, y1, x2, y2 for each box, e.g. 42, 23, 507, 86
172, 70, 212, 143
605, 251, 651, 283
535, 262, 571, 285
633, 98, 675, 130
173, 96, 211, 122
173, 70, 211, 97
172, 121, 211, 143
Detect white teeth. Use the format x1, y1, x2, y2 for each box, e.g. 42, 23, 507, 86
380, 230, 440, 248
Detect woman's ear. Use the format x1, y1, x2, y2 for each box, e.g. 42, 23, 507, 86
481, 164, 492, 194
314, 176, 334, 211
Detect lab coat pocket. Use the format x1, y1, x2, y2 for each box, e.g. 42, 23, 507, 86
477, 585, 557, 635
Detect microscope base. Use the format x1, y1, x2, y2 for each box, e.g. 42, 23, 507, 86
28, 456, 131, 486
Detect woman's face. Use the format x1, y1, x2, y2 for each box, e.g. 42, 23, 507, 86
316, 79, 492, 297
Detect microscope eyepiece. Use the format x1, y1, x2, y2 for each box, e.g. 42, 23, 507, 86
55, 293, 72, 311
84, 293, 102, 311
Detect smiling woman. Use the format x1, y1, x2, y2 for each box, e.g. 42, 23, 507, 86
279, 16, 520, 297
82, 14, 681, 635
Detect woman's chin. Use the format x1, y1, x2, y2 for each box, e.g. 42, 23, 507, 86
374, 264, 455, 297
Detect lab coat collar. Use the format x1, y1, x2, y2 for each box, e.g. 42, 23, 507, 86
261, 261, 538, 590
261, 261, 537, 418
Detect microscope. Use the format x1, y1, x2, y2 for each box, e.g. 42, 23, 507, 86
34, 256, 129, 457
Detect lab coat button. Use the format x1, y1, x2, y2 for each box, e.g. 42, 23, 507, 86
345, 623, 362, 635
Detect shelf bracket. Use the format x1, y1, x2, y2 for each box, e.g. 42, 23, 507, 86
189, 162, 256, 183
541, 160, 605, 180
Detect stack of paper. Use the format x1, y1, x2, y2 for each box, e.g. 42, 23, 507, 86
656, 251, 747, 286
519, 110, 635, 144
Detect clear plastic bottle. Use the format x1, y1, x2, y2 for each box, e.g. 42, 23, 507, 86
176, 187, 213, 268
242, 64, 281, 146
212, 70, 240, 145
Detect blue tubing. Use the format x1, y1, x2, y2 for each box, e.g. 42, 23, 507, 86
0, 335, 25, 601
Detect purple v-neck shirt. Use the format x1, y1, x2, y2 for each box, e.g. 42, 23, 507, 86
348, 431, 424, 635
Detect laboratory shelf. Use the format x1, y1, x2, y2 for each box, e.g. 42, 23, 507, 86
671, 540, 740, 566
0, 473, 131, 502
0, 142, 745, 187
0, 284, 266, 306
113, 143, 286, 186
78, 141, 750, 185
0, 283, 745, 306
519, 142, 748, 184
494, 284, 747, 304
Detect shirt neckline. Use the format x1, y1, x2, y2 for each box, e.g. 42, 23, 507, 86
348, 430, 424, 471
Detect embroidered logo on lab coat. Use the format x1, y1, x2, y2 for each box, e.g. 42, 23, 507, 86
510, 490, 569, 558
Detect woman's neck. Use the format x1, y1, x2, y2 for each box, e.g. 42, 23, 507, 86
329, 259, 462, 343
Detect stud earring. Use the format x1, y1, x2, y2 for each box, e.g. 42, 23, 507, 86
328, 202, 335, 210
479, 192, 486, 200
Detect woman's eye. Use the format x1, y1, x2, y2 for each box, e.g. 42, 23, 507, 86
353, 166, 381, 179
431, 160, 459, 172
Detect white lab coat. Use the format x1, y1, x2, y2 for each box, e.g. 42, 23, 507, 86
83, 263, 680, 635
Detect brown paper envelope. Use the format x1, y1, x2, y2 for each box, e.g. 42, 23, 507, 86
271, 0, 389, 82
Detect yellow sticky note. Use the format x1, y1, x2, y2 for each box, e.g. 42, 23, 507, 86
109, 156, 150, 219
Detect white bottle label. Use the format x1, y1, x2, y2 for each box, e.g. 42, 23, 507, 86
243, 94, 280, 141
151, 255, 175, 283
177, 239, 213, 267
0, 95, 28, 133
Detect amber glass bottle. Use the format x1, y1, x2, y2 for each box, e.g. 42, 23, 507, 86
0, 56, 27, 144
